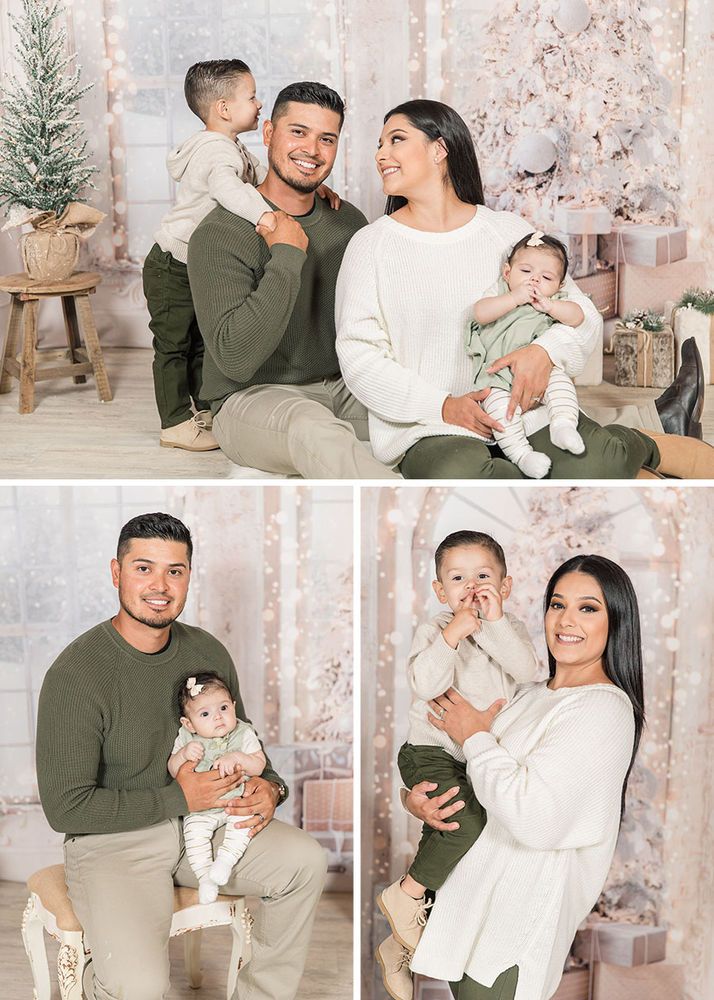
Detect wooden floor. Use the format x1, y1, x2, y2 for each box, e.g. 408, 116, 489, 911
0, 881, 351, 999
0, 348, 711, 478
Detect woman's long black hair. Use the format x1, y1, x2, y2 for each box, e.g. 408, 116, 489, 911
543, 554, 645, 820
382, 99, 484, 215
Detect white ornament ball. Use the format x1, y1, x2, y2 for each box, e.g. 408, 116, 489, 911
555, 0, 591, 33
484, 165, 507, 189
514, 133, 558, 173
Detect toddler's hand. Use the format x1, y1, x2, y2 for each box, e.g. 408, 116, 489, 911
473, 582, 504, 622
442, 595, 481, 647
256, 210, 277, 233
185, 741, 204, 764
317, 183, 341, 210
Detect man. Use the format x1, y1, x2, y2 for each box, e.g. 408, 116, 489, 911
36, 512, 326, 1000
188, 81, 399, 478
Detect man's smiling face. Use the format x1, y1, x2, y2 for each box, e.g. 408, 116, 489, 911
111, 537, 191, 630
264, 101, 341, 194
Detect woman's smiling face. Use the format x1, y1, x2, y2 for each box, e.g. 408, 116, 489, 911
375, 113, 442, 197
545, 571, 610, 674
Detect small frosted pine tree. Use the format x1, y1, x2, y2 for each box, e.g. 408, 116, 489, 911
0, 0, 96, 218
467, 0, 681, 227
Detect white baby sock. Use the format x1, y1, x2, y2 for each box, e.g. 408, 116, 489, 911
544, 371, 584, 455
483, 387, 552, 479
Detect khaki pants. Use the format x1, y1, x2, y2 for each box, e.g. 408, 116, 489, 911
213, 377, 400, 479
64, 818, 327, 1000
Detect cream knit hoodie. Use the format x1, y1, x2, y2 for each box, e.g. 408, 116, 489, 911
410, 681, 635, 1000
154, 131, 270, 263
407, 611, 539, 762
335, 207, 602, 465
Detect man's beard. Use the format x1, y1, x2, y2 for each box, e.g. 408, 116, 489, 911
271, 156, 325, 194
118, 587, 182, 630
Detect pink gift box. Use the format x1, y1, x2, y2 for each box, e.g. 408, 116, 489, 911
574, 268, 617, 319
554, 205, 612, 235
592, 962, 684, 1000
599, 224, 687, 268
552, 231, 598, 279
574, 923, 667, 966
616, 259, 708, 316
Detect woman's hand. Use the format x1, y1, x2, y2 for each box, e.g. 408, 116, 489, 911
428, 688, 505, 746
487, 343, 553, 419
442, 390, 504, 436
404, 781, 465, 832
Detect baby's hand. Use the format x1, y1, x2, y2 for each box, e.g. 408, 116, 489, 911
530, 290, 552, 314
213, 754, 244, 779
509, 285, 533, 307
184, 741, 205, 764
473, 582, 504, 622
256, 210, 277, 234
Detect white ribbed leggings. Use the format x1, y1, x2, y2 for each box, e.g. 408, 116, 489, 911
183, 809, 252, 880
482, 368, 584, 479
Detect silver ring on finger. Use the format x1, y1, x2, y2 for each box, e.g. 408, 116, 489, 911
257, 812, 265, 823
438, 707, 446, 720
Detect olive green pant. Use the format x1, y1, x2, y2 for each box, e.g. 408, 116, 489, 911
400, 414, 659, 479
398, 743, 486, 891
142, 243, 209, 429
449, 965, 519, 1000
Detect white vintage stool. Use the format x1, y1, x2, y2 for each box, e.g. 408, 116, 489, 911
21, 865, 253, 999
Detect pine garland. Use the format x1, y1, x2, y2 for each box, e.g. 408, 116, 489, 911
623, 309, 665, 332
0, 0, 96, 217
676, 287, 714, 315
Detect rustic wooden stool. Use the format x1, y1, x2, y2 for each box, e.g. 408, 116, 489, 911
0, 271, 112, 413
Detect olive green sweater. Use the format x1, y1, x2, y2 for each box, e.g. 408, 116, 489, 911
187, 194, 368, 411
36, 620, 285, 837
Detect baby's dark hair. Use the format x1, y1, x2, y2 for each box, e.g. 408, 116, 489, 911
184, 59, 252, 123
178, 671, 232, 718
508, 232, 569, 281
435, 531, 507, 580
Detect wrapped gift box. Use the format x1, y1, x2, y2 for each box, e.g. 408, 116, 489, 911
667, 303, 714, 383
574, 268, 617, 319
574, 923, 667, 966
612, 325, 674, 388
554, 205, 612, 235
599, 224, 687, 268
551, 968, 588, 1000
592, 961, 684, 1000
552, 230, 598, 279
617, 258, 708, 315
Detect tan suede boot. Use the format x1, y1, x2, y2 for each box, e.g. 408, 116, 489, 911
639, 430, 714, 479
376, 935, 413, 1000
378, 878, 432, 951
160, 414, 219, 452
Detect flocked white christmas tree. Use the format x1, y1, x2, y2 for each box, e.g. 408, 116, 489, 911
0, 0, 96, 218
307, 566, 353, 743
467, 0, 681, 227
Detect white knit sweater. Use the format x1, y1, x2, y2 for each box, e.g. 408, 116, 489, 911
335, 207, 602, 465
409, 681, 635, 1000
407, 611, 539, 762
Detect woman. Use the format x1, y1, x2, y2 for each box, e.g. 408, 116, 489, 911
335, 100, 711, 479
403, 554, 645, 1000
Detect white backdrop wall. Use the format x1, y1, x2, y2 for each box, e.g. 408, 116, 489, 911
0, 1, 711, 348
0, 484, 353, 882
361, 485, 714, 1000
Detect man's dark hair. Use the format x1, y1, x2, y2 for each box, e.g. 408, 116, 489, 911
271, 81, 345, 129
178, 671, 231, 718
434, 530, 507, 580
117, 513, 193, 566
508, 233, 569, 281
184, 59, 252, 122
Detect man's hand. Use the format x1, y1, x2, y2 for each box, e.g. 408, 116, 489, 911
256, 210, 309, 253
442, 594, 481, 648
442, 390, 504, 436
175, 759, 242, 812
487, 343, 553, 420
223, 776, 281, 838
404, 780, 465, 832
472, 582, 504, 622
316, 183, 341, 210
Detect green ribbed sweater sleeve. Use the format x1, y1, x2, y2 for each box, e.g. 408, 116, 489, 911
188, 210, 306, 384
36, 622, 286, 837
